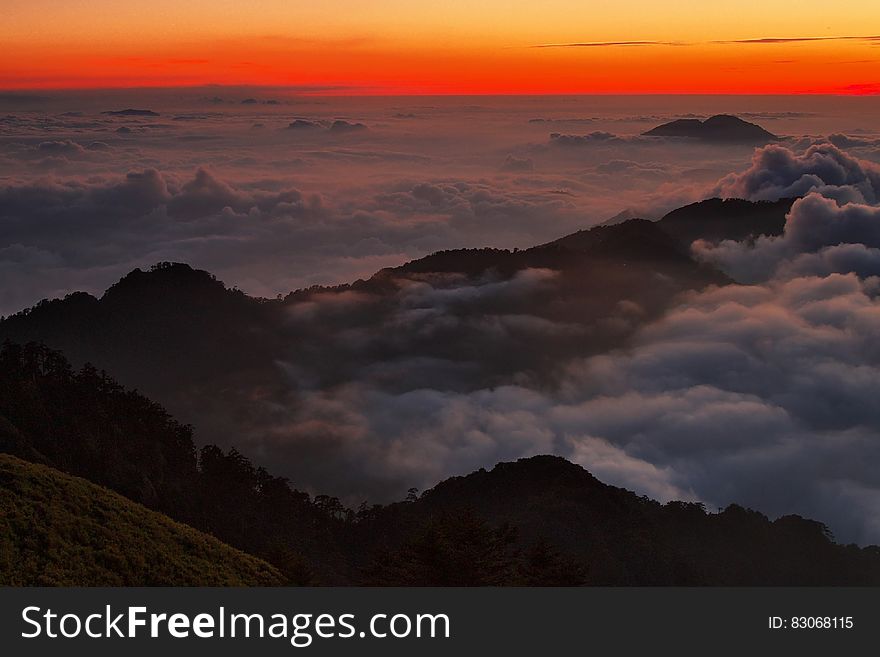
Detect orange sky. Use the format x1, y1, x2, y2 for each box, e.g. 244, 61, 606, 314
3, 0, 880, 93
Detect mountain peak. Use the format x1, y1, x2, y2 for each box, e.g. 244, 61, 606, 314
100, 262, 230, 305
643, 114, 778, 142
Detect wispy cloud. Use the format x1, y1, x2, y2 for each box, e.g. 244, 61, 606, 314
530, 35, 880, 49
528, 40, 683, 49
837, 82, 880, 94
713, 35, 880, 44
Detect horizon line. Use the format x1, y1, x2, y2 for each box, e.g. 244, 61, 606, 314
1, 86, 879, 97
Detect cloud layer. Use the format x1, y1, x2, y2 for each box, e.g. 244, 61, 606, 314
243, 268, 880, 544
713, 142, 880, 204
698, 144, 880, 283
241, 139, 880, 544
5, 92, 880, 543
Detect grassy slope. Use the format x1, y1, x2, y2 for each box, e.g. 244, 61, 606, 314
0, 454, 285, 586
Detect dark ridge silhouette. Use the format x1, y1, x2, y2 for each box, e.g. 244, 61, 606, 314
102, 109, 160, 117
0, 196, 792, 467
657, 196, 793, 244
361, 456, 880, 586
643, 114, 778, 143
389, 195, 791, 282
0, 262, 288, 436
0, 454, 284, 586
542, 217, 692, 260
325, 218, 727, 390
2, 344, 879, 585
383, 217, 712, 282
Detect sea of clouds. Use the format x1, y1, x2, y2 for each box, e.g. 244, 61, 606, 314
3, 90, 880, 542
6, 91, 876, 315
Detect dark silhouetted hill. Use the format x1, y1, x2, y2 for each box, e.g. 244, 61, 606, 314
0, 262, 281, 390
0, 454, 284, 586
657, 197, 793, 244
102, 109, 159, 117
0, 262, 288, 445
643, 115, 778, 143
361, 456, 880, 586
544, 216, 691, 260
390, 196, 790, 286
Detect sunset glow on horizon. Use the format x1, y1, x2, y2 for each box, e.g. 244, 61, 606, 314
4, 0, 880, 94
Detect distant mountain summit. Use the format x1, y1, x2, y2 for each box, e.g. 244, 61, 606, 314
102, 108, 160, 117
643, 114, 778, 143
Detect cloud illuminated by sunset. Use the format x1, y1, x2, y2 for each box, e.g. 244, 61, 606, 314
3, 0, 880, 93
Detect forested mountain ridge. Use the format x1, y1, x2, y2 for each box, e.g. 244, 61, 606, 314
2, 342, 879, 586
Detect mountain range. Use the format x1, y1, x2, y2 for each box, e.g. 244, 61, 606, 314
0, 195, 795, 498
2, 342, 879, 585
0, 196, 790, 406
6, 193, 873, 586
